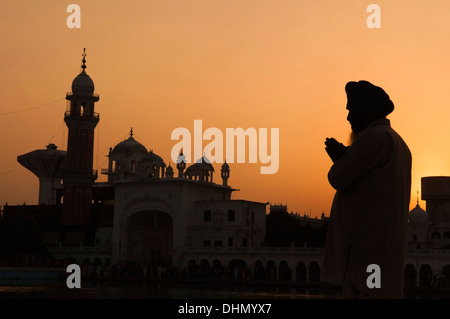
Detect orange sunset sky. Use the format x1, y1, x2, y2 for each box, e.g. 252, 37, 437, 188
1, 1, 450, 218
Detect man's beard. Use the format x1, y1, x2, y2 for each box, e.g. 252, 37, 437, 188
348, 131, 356, 146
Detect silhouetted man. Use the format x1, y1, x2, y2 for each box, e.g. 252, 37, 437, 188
322, 80, 412, 299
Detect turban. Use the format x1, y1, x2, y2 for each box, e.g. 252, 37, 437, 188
345, 80, 394, 116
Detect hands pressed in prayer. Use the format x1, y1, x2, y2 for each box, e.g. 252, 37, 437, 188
324, 137, 348, 163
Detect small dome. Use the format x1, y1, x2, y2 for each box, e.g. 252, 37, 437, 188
166, 164, 174, 173
142, 150, 166, 166
221, 161, 230, 171
185, 156, 215, 175
71, 50, 95, 95
409, 203, 428, 224
72, 71, 95, 95
177, 152, 186, 164
111, 134, 148, 157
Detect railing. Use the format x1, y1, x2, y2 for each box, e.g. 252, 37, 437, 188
101, 168, 109, 175
47, 246, 111, 252
66, 92, 100, 99
406, 249, 450, 255
183, 246, 324, 254
65, 110, 100, 119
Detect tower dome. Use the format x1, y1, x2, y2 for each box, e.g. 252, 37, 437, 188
71, 48, 95, 95
409, 203, 428, 224
220, 161, 230, 187
111, 129, 148, 157
72, 72, 95, 95
221, 161, 230, 171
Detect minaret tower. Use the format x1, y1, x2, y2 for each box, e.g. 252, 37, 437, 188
221, 161, 230, 186
62, 49, 100, 229
177, 150, 186, 178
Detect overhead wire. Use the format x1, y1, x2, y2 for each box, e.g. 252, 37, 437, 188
0, 98, 63, 116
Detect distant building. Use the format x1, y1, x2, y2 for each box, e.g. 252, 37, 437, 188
407, 199, 429, 250
408, 177, 450, 250
270, 203, 328, 229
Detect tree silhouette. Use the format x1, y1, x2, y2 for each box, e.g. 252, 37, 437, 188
265, 208, 328, 247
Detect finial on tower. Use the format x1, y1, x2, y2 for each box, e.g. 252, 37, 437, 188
417, 190, 419, 205
130, 127, 134, 137
81, 48, 87, 72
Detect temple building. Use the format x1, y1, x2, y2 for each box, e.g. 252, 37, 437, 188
2, 50, 267, 269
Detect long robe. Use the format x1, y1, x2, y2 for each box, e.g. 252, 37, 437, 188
322, 118, 412, 298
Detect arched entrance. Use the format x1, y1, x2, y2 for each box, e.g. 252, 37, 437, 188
124, 210, 172, 268
404, 263, 417, 286
229, 259, 247, 280
188, 259, 198, 278
419, 264, 432, 286
441, 264, 450, 287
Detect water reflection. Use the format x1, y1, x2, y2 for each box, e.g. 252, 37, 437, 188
1, 279, 449, 299
0, 279, 341, 299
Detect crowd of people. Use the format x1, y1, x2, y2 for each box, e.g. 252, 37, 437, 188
78, 262, 280, 282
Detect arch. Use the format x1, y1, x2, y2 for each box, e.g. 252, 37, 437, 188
279, 261, 291, 281
441, 264, 450, 287
309, 261, 320, 282
432, 231, 441, 239
123, 210, 173, 268
419, 264, 432, 286
121, 196, 174, 225
296, 261, 307, 281
404, 263, 417, 286
443, 232, 450, 248
229, 259, 247, 280
188, 259, 198, 278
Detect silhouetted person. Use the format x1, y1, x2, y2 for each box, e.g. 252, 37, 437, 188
322, 80, 412, 298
